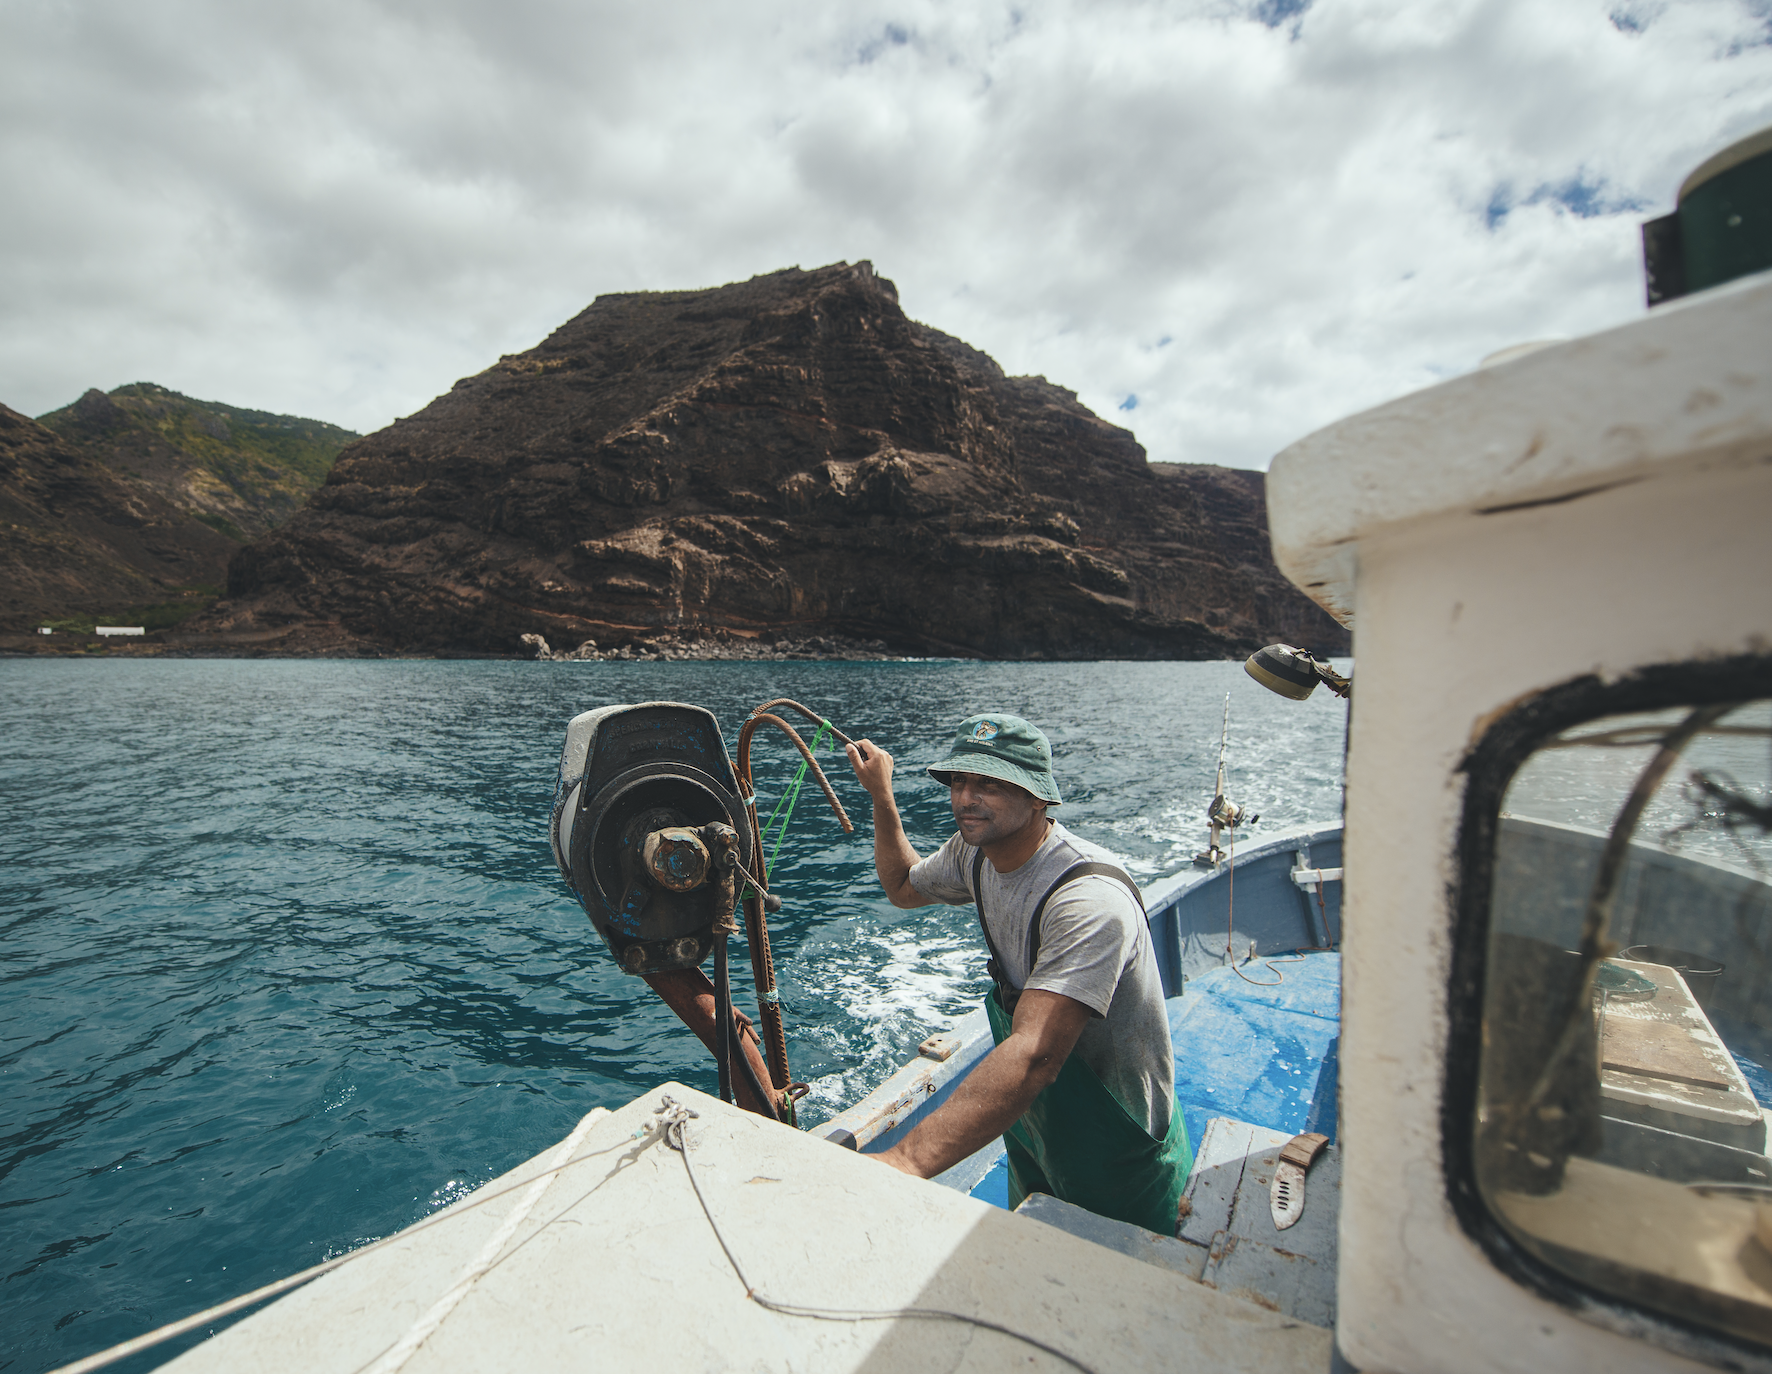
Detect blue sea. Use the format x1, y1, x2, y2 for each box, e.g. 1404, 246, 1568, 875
1, 658, 1348, 1373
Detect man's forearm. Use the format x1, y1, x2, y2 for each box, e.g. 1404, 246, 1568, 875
876, 1034, 1054, 1178
874, 989, 1092, 1180
869, 787, 925, 908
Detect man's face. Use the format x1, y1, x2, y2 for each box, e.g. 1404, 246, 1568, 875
949, 772, 1042, 847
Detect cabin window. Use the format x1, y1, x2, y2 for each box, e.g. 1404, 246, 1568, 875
1470, 691, 1772, 1349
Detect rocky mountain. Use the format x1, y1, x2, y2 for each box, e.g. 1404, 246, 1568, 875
37, 383, 356, 543
0, 403, 239, 631
191, 262, 1345, 659
0, 386, 355, 643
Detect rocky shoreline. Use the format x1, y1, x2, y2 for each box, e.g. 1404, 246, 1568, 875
524, 630, 911, 662
6, 266, 1347, 661
0, 626, 910, 661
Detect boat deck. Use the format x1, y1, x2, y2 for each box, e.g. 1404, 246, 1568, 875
160, 1083, 1334, 1374
957, 952, 1343, 1211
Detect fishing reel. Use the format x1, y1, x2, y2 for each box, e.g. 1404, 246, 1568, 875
1196, 792, 1259, 868
550, 703, 755, 975
1245, 644, 1351, 701
1208, 793, 1253, 831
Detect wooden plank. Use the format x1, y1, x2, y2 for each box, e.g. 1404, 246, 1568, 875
1597, 959, 1758, 1121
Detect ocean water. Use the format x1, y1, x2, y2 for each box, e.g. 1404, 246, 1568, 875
1, 658, 1348, 1373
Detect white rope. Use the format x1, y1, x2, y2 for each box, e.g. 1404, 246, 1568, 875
657, 1098, 1100, 1373
61, 1095, 1097, 1374
358, 1106, 609, 1374
47, 1107, 611, 1374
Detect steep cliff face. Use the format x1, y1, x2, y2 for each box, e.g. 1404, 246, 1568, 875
0, 402, 238, 629
199, 263, 1347, 659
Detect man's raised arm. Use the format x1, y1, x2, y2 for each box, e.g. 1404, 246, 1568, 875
845, 740, 932, 910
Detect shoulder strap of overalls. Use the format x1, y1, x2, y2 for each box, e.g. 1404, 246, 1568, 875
970, 848, 1145, 999
969, 849, 1013, 997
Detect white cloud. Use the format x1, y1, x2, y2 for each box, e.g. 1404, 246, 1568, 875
1, 0, 1768, 467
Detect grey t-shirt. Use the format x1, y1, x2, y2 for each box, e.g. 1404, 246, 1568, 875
909, 820, 1175, 1138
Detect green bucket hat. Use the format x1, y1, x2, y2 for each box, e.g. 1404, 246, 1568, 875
927, 713, 1062, 805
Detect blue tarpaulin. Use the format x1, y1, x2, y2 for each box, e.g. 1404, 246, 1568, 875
1169, 952, 1341, 1145
1711, 1010, 1772, 1108
966, 952, 1343, 1211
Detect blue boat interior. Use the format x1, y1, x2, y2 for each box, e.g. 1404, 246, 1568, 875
961, 824, 1347, 1209
965, 951, 1342, 1208
933, 818, 1772, 1214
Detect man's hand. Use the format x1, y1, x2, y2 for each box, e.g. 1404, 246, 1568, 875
847, 739, 930, 909
845, 739, 895, 800
871, 989, 1093, 1179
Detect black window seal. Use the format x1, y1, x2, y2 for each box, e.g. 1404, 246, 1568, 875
1442, 652, 1772, 1370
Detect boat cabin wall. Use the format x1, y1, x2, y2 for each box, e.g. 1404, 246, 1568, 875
1331, 399, 1771, 1366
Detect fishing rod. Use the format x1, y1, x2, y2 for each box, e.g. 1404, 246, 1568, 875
1195, 693, 1254, 868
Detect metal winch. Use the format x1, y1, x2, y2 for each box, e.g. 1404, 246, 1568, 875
551, 703, 753, 975
550, 698, 856, 1127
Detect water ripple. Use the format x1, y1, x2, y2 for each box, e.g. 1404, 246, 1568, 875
0, 657, 1345, 1372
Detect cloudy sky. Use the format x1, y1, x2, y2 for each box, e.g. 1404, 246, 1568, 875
3, 0, 1769, 469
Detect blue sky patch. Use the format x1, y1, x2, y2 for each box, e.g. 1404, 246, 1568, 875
1486, 174, 1648, 230
1253, 0, 1312, 29
856, 24, 911, 65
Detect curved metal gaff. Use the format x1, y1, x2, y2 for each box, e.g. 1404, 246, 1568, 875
748, 698, 856, 750
733, 706, 858, 1095
739, 712, 855, 836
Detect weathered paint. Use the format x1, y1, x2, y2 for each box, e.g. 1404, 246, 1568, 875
1267, 271, 1772, 630
1269, 270, 1772, 1372
159, 1085, 1334, 1374
1171, 955, 1341, 1145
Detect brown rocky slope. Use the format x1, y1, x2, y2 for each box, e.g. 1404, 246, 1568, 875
0, 402, 238, 630
194, 263, 1348, 660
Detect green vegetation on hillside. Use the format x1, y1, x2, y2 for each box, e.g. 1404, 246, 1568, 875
37, 383, 357, 540
37, 585, 224, 636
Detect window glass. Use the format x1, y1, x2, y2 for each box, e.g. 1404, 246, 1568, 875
1476, 700, 1772, 1345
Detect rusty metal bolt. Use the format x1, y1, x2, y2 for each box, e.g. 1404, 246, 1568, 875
643, 827, 711, 891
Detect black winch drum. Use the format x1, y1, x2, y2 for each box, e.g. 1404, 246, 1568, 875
550, 702, 753, 975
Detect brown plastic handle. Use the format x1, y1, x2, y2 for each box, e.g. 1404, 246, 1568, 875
1279, 1131, 1329, 1171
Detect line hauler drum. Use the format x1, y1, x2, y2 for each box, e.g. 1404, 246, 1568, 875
550, 702, 754, 975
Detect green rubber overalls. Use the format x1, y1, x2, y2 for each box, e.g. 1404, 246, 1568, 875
972, 852, 1193, 1237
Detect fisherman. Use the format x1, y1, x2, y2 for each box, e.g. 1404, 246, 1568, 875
844, 713, 1191, 1234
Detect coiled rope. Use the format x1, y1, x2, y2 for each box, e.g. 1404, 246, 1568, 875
1224, 830, 1297, 987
